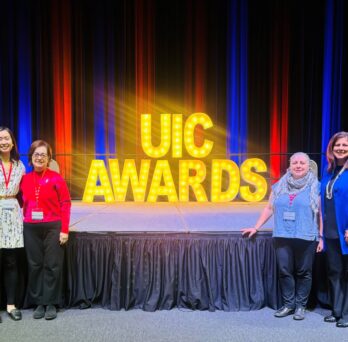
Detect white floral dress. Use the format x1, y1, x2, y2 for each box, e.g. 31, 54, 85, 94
0, 160, 25, 248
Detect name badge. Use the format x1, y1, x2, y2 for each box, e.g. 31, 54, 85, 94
283, 211, 296, 221
0, 200, 16, 210
32, 208, 44, 220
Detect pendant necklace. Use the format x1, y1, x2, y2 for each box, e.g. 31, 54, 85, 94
326, 167, 345, 199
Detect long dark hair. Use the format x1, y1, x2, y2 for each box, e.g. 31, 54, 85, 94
326, 131, 348, 172
0, 126, 20, 161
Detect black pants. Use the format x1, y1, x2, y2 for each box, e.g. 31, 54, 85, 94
274, 238, 317, 309
0, 248, 20, 304
24, 221, 64, 306
325, 238, 348, 320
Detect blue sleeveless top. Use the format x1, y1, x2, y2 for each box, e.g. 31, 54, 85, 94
272, 184, 320, 241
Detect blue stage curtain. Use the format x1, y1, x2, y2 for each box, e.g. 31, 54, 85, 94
321, 0, 344, 174
227, 0, 248, 164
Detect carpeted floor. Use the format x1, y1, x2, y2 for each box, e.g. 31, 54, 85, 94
1, 306, 347, 342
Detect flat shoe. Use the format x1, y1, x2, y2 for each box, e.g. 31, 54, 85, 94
336, 319, 348, 328
293, 307, 305, 320
33, 305, 45, 319
45, 305, 57, 320
324, 315, 337, 323
79, 302, 91, 310
274, 307, 295, 318
7, 309, 22, 321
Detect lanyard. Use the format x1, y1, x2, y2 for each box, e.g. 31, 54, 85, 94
289, 193, 297, 206
1, 161, 13, 189
34, 170, 47, 207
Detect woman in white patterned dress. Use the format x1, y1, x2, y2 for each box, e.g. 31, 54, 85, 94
0, 127, 25, 322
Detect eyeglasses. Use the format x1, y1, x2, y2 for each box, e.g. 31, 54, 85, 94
33, 153, 48, 159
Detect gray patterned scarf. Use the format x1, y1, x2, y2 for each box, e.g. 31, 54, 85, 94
271, 170, 319, 214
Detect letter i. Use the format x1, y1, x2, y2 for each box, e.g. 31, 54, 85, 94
172, 114, 183, 158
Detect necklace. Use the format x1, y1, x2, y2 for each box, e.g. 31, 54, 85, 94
34, 170, 47, 207
326, 167, 345, 199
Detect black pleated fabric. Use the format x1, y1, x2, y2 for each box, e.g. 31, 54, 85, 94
0, 231, 331, 311
65, 232, 283, 311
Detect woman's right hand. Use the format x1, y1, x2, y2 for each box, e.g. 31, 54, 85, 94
316, 238, 324, 252
241, 228, 258, 238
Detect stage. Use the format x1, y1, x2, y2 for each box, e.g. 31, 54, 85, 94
58, 201, 327, 312
2, 202, 328, 312
69, 201, 274, 233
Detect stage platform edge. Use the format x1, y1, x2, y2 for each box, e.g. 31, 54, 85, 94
69, 201, 274, 233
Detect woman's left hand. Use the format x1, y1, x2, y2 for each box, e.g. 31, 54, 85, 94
59, 232, 69, 245
316, 239, 324, 252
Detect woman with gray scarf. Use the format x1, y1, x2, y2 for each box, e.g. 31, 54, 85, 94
242, 152, 323, 320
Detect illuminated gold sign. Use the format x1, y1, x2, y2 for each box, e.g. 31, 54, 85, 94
83, 113, 268, 202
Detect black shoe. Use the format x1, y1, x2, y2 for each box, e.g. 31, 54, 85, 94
7, 309, 22, 321
33, 305, 45, 319
274, 307, 295, 318
293, 307, 305, 320
79, 301, 91, 310
0, 314, 2, 323
336, 319, 348, 328
45, 305, 57, 320
324, 315, 338, 323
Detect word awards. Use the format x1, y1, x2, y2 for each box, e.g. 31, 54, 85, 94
83, 113, 268, 202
